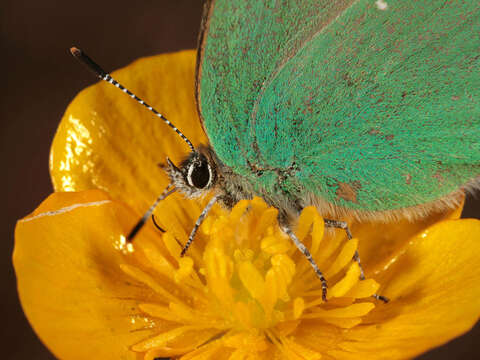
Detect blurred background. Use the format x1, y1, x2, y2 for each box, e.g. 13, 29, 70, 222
1, 1, 478, 359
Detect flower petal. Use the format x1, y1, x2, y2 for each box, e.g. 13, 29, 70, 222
352, 196, 465, 275
291, 218, 480, 360
50, 50, 207, 216
14, 190, 172, 359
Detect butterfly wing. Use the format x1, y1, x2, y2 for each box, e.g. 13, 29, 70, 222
197, 0, 480, 213
196, 0, 351, 169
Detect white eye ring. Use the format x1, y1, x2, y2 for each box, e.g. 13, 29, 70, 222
187, 161, 213, 189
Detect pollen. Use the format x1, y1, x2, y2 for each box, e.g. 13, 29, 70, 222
122, 197, 380, 358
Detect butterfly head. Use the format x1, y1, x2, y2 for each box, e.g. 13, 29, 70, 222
166, 149, 217, 198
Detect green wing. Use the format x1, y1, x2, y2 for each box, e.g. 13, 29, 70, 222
198, 0, 480, 212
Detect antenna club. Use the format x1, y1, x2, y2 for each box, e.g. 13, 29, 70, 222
70, 47, 82, 57
69, 46, 107, 79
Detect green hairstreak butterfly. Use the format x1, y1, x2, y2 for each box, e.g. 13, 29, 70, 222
72, 0, 480, 301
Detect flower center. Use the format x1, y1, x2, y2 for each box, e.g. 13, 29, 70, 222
121, 197, 380, 358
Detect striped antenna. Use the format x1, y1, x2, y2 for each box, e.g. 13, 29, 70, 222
70, 47, 195, 152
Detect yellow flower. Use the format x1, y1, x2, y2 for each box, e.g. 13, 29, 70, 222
14, 50, 480, 360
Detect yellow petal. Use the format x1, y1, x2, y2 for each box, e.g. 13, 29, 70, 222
50, 50, 207, 217
14, 190, 170, 359
352, 196, 465, 275
294, 218, 480, 360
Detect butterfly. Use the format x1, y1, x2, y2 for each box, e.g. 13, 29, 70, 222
72, 0, 480, 301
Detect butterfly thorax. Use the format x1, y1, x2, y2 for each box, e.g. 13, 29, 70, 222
166, 145, 307, 222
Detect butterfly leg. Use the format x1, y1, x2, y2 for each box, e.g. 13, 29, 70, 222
282, 225, 328, 302
323, 219, 365, 279
180, 196, 218, 257
324, 219, 389, 303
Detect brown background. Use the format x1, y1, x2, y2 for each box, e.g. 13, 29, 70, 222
1, 1, 478, 359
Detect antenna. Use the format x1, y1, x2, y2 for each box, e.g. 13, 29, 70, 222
70, 47, 195, 152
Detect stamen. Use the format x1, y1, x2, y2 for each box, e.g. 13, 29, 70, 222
118, 198, 385, 357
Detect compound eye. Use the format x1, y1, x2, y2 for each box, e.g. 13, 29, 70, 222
187, 160, 211, 189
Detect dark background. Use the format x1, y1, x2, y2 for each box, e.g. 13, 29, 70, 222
1, 1, 478, 359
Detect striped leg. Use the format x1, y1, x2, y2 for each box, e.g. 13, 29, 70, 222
282, 225, 328, 302
324, 219, 365, 279
180, 196, 218, 257
324, 219, 389, 303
